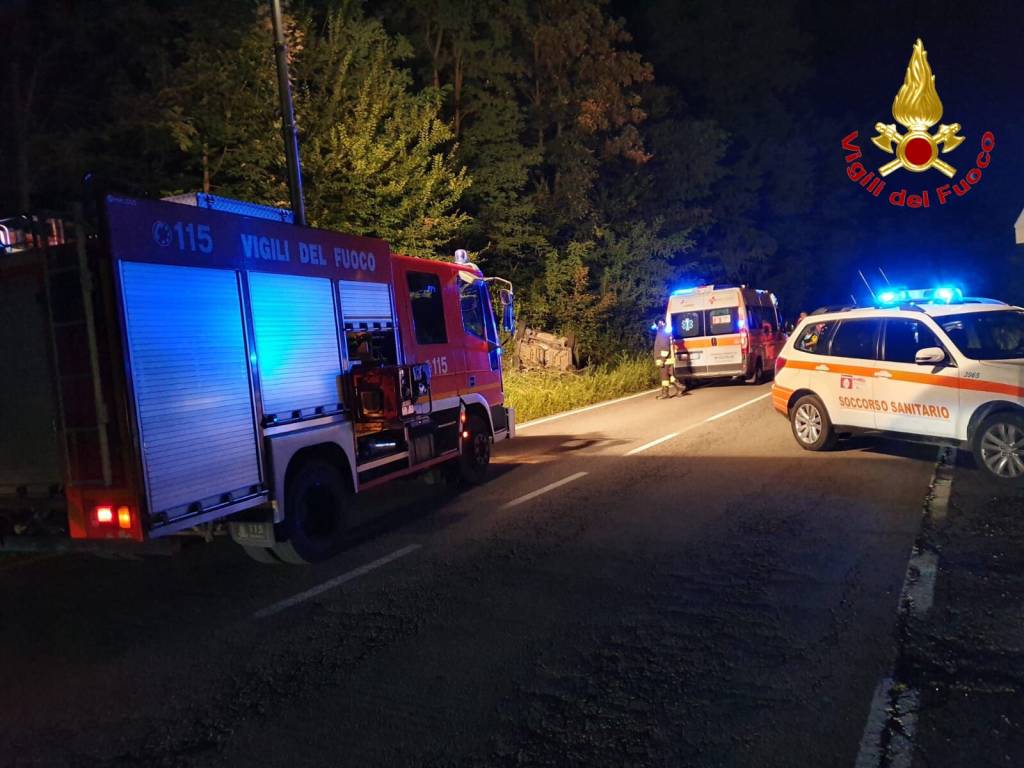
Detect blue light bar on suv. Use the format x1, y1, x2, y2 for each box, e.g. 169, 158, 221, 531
877, 286, 964, 307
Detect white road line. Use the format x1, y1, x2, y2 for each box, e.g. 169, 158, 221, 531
855, 679, 895, 768
902, 550, 939, 617
253, 544, 421, 619
626, 432, 680, 455
502, 471, 588, 509
624, 391, 772, 456
854, 447, 948, 767
703, 392, 772, 422
516, 389, 660, 430
929, 447, 955, 521
855, 679, 919, 768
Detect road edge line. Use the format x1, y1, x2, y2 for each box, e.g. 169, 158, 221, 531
852, 446, 953, 767
516, 389, 660, 430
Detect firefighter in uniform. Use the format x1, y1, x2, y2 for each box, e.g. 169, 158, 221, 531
654, 319, 683, 399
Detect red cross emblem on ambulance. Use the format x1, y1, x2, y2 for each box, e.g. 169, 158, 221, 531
840, 375, 854, 389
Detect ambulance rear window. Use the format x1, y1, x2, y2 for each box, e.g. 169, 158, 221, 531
671, 311, 702, 338
706, 307, 738, 335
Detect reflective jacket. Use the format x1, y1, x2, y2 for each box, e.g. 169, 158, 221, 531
653, 328, 672, 358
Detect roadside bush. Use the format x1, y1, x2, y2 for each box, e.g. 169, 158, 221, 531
503, 353, 657, 423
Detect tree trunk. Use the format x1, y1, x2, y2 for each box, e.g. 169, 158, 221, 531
11, 60, 31, 211
452, 42, 464, 138
202, 143, 211, 194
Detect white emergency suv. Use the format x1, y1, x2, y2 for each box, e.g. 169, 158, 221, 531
773, 289, 1024, 483
666, 285, 784, 386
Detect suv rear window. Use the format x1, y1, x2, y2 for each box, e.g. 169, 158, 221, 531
829, 318, 881, 359
794, 320, 836, 354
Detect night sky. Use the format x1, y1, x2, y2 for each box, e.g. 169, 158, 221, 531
806, 0, 1024, 303
623, 0, 1024, 306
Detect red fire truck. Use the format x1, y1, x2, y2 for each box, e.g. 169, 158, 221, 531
0, 194, 515, 563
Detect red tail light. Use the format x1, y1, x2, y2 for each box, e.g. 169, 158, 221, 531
775, 356, 787, 376
91, 504, 133, 529
740, 329, 749, 350
94, 506, 114, 525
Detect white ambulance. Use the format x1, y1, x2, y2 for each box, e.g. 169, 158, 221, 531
773, 290, 1024, 483
667, 285, 785, 386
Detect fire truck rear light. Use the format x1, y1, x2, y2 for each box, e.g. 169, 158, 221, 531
775, 356, 787, 376
94, 506, 114, 524
117, 506, 132, 529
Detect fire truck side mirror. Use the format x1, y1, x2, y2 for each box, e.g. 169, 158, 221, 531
499, 289, 515, 334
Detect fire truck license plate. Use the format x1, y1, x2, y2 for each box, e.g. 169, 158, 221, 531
229, 521, 275, 547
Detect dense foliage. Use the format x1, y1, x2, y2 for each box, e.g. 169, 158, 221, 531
1, 0, 850, 360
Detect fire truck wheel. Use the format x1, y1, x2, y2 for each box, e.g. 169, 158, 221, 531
790, 394, 836, 451
242, 546, 281, 564
458, 414, 492, 485
273, 458, 350, 564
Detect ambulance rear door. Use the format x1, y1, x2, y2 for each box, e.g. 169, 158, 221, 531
701, 290, 745, 373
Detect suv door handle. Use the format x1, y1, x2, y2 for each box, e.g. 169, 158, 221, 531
874, 370, 893, 378
815, 364, 830, 372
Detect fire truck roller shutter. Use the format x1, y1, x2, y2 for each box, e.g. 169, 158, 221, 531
248, 272, 342, 420
119, 263, 262, 521
338, 280, 399, 367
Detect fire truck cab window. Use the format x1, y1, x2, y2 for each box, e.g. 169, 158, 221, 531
407, 272, 448, 345
460, 278, 486, 339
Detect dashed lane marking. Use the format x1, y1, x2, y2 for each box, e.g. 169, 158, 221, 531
253, 544, 421, 619
625, 432, 680, 455
502, 471, 588, 509
624, 391, 772, 455
703, 392, 772, 422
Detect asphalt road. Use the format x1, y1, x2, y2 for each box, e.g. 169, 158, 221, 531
0, 381, 942, 767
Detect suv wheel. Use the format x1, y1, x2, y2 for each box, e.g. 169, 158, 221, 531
790, 394, 836, 451
973, 413, 1024, 484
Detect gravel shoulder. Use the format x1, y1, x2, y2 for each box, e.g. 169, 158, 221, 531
905, 452, 1024, 767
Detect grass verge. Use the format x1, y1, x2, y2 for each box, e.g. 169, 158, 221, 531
503, 353, 658, 424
